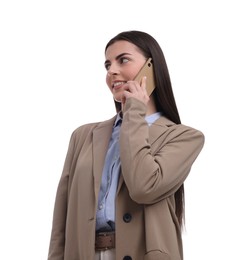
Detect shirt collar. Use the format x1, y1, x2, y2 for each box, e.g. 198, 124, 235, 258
114, 111, 161, 128
145, 112, 162, 126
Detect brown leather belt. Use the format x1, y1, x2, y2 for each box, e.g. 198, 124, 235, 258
95, 231, 115, 251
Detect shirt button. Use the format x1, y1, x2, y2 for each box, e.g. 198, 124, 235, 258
123, 213, 132, 223
99, 204, 103, 210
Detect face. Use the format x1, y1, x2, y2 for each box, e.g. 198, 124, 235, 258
105, 40, 147, 102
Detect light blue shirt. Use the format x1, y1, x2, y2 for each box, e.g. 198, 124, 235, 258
96, 112, 161, 231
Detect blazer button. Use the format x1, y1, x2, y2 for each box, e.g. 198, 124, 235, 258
123, 213, 132, 223
123, 256, 132, 260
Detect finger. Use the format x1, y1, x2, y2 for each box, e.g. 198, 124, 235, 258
121, 94, 126, 105
126, 81, 138, 93
141, 76, 148, 93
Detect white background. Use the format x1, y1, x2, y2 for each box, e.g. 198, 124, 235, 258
0, 0, 248, 259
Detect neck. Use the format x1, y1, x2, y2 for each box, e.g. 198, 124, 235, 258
146, 95, 157, 116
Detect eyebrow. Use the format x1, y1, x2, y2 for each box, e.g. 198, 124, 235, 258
104, 52, 132, 66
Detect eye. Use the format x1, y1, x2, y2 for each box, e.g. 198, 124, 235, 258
105, 63, 111, 71
120, 57, 129, 64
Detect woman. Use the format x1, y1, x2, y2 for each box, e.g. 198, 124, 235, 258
48, 30, 204, 260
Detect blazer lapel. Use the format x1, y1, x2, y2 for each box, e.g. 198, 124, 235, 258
92, 116, 116, 200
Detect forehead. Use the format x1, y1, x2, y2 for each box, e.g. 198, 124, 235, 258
105, 40, 143, 60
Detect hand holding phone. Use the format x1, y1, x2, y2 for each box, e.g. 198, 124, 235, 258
134, 58, 156, 96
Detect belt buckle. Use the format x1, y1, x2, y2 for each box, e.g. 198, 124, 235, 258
95, 231, 115, 251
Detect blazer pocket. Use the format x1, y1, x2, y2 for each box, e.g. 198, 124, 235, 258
144, 250, 171, 260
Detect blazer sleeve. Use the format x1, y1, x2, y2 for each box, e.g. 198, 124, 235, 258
120, 98, 205, 204
47, 132, 76, 260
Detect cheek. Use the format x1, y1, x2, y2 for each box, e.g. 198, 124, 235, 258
106, 75, 112, 90
127, 68, 140, 80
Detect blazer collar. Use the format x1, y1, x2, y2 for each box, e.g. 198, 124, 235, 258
148, 116, 175, 144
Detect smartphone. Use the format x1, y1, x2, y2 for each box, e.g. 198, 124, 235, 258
134, 58, 156, 96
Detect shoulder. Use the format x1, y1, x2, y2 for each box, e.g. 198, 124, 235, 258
70, 116, 116, 141
73, 121, 100, 136
152, 116, 205, 145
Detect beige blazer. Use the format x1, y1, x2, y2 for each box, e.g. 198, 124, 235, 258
48, 98, 204, 260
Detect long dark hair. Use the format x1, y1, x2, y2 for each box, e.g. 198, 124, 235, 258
105, 30, 185, 227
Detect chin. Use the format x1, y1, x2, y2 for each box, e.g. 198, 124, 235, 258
113, 92, 123, 103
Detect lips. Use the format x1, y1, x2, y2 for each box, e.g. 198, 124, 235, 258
112, 81, 126, 90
